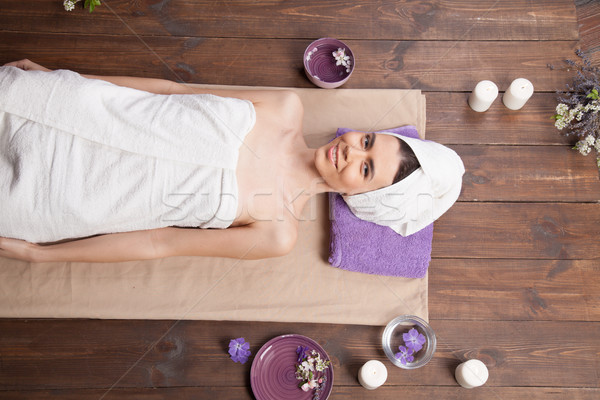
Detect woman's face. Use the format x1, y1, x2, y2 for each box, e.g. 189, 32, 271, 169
315, 131, 402, 195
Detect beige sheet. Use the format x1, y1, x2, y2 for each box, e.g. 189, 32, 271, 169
0, 87, 428, 326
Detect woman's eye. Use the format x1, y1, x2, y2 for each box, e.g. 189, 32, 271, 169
363, 135, 370, 149
362, 162, 369, 177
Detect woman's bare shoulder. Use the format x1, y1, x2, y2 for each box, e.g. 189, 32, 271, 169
255, 90, 303, 121
253, 89, 300, 111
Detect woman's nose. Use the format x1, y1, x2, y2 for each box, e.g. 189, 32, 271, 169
344, 142, 365, 162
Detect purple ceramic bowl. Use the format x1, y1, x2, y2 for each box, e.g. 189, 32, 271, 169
250, 334, 333, 400
304, 38, 355, 89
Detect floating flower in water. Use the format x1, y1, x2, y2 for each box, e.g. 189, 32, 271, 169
306, 47, 319, 62
228, 337, 251, 364
395, 327, 427, 365
395, 345, 415, 365
332, 48, 352, 73
403, 328, 426, 352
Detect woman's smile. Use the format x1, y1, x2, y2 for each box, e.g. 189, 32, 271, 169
328, 143, 339, 168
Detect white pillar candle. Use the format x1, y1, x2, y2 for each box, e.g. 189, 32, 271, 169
358, 360, 387, 390
502, 78, 534, 110
468, 80, 498, 112
455, 359, 489, 389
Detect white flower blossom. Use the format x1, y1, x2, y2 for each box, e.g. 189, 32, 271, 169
556, 103, 569, 115
585, 135, 596, 146
64, 0, 76, 11
568, 108, 578, 120
575, 140, 592, 156
332, 48, 351, 69
301, 360, 314, 371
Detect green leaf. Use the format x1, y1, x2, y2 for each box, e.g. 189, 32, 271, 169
84, 0, 100, 12
587, 89, 599, 100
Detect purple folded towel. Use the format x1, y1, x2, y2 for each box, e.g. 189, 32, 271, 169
328, 126, 433, 278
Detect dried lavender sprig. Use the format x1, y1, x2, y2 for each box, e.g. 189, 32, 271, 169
554, 50, 600, 141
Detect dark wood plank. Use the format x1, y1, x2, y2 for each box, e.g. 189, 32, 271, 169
1, 386, 599, 400
427, 93, 575, 146
0, 0, 579, 41
433, 202, 600, 259
0, 33, 577, 91
454, 145, 600, 202
0, 320, 598, 390
576, 0, 600, 65
429, 259, 600, 321
433, 321, 600, 388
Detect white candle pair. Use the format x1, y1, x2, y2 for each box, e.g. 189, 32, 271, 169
468, 78, 534, 112
358, 358, 489, 390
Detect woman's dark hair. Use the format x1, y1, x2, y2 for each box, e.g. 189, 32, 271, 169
393, 138, 420, 184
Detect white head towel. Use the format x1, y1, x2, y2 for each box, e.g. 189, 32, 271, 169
342, 132, 465, 236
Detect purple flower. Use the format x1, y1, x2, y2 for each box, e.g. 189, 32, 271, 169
296, 345, 309, 363
228, 337, 251, 364
403, 328, 426, 352
395, 345, 415, 365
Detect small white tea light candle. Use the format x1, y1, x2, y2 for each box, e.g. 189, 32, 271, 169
503, 78, 534, 110
358, 360, 388, 390
455, 359, 489, 389
468, 80, 499, 112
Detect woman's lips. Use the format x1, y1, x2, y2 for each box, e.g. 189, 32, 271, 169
328, 143, 338, 168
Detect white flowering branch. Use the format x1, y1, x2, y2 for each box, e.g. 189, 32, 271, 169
64, 0, 101, 12
552, 51, 600, 171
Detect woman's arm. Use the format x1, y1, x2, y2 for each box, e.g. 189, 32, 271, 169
80, 73, 293, 106
3, 59, 291, 104
0, 222, 297, 263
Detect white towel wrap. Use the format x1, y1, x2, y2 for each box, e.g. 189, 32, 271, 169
343, 130, 464, 236
0, 66, 256, 242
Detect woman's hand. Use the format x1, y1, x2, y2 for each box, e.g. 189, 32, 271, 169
0, 237, 42, 262
3, 59, 51, 72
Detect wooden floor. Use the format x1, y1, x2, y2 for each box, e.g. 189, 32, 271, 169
1, 1, 599, 399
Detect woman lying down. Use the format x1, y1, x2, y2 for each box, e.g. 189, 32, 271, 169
0, 59, 464, 263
